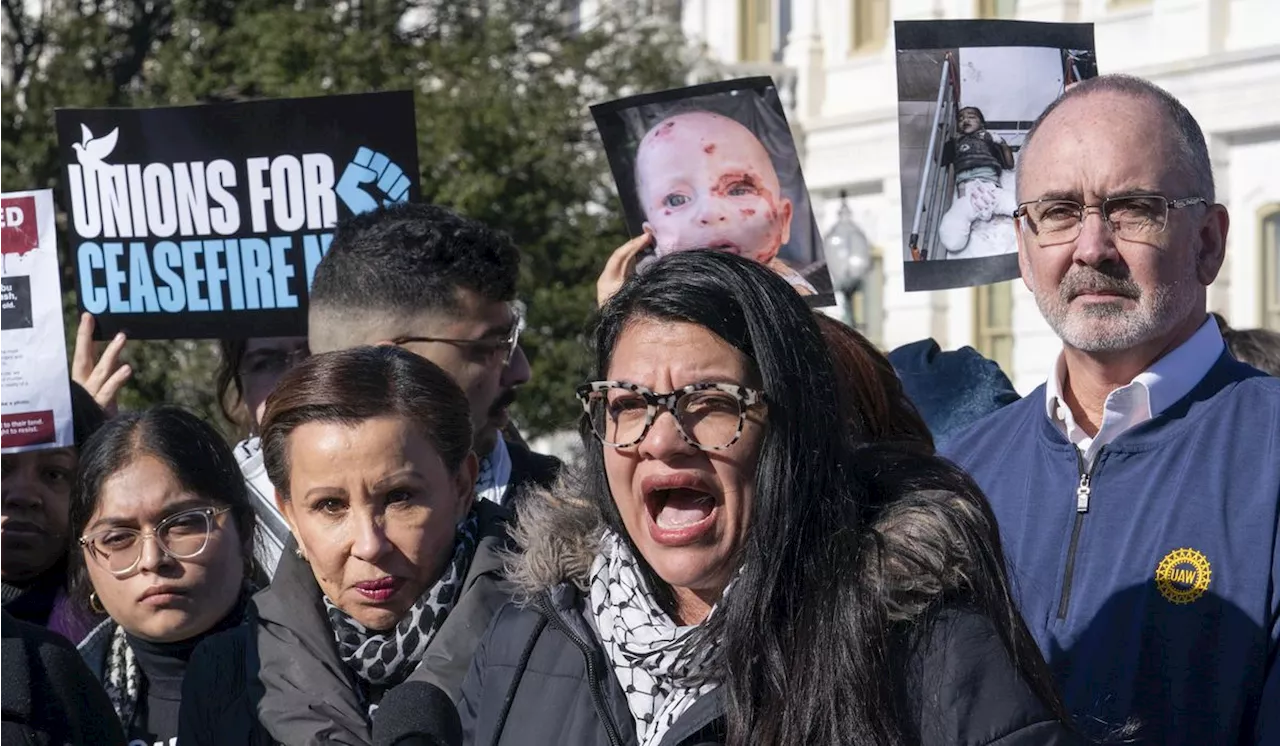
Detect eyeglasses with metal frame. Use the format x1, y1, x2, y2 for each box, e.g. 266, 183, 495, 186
1013, 194, 1208, 245
79, 506, 233, 576
389, 302, 526, 366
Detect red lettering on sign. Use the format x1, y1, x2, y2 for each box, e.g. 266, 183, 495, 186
0, 196, 39, 257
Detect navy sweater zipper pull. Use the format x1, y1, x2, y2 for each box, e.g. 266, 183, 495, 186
1057, 450, 1098, 619
1076, 471, 1092, 513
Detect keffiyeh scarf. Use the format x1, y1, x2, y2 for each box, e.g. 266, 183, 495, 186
324, 511, 480, 693
102, 623, 142, 726
589, 532, 722, 746
99, 584, 256, 727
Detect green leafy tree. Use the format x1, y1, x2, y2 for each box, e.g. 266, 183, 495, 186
3, 0, 693, 436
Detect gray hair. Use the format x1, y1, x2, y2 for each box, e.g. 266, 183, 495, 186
1018, 74, 1215, 202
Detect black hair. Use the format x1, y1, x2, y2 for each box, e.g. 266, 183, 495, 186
67, 407, 255, 609
215, 338, 248, 429
587, 250, 1069, 745
308, 203, 520, 349
814, 314, 934, 453
957, 106, 987, 127
1213, 312, 1280, 377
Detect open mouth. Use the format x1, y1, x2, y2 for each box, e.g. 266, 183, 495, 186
651, 488, 716, 528
642, 476, 720, 546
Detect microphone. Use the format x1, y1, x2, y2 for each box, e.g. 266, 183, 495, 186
371, 681, 462, 746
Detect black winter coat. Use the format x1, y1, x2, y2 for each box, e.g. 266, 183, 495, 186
1, 609, 126, 746
460, 589, 1084, 746
178, 500, 521, 746
459, 490, 1087, 746
460, 584, 725, 746
501, 439, 562, 516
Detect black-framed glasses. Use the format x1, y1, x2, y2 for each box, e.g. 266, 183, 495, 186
79, 506, 232, 576
1014, 194, 1208, 245
576, 381, 764, 451
390, 302, 525, 366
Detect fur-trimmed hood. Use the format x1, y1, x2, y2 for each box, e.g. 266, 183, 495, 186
504, 475, 607, 602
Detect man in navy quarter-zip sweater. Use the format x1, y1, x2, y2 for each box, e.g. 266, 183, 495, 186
944, 74, 1279, 746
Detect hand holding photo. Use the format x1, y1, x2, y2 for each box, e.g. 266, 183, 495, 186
592, 77, 833, 303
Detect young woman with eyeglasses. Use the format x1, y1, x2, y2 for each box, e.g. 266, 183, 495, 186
458, 250, 1082, 746
69, 407, 258, 746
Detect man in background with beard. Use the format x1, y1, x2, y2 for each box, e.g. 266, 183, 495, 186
307, 202, 560, 510
943, 75, 1279, 745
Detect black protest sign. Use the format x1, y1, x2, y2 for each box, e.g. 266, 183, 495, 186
56, 91, 419, 339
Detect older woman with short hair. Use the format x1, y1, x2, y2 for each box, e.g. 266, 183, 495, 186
180, 345, 514, 746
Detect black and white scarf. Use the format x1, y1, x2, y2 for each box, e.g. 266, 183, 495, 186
102, 623, 141, 726
324, 511, 480, 691
98, 584, 256, 728
589, 531, 722, 746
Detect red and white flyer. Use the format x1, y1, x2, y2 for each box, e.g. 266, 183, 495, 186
1, 189, 73, 453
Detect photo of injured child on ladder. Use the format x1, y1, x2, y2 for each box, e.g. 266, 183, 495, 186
896, 20, 1097, 291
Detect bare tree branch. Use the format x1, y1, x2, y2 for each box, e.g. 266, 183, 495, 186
3, 0, 48, 96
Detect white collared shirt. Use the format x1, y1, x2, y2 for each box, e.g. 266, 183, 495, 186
1045, 316, 1225, 468
475, 436, 512, 506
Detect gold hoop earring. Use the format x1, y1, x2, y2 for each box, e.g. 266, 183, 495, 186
89, 592, 106, 615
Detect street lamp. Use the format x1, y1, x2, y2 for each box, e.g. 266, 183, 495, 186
823, 190, 872, 325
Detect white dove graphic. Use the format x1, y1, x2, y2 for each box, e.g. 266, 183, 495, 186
72, 123, 119, 168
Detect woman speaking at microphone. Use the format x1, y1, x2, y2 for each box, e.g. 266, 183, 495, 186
180, 345, 514, 745
458, 251, 1081, 746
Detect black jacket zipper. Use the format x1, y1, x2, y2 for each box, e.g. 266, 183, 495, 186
535, 594, 626, 746
1057, 449, 1099, 620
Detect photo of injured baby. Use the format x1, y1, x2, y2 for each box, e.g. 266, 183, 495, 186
895, 20, 1096, 291
938, 106, 1017, 257
592, 77, 833, 302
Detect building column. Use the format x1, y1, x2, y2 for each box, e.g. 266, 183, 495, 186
1207, 131, 1235, 317
783, 0, 826, 122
